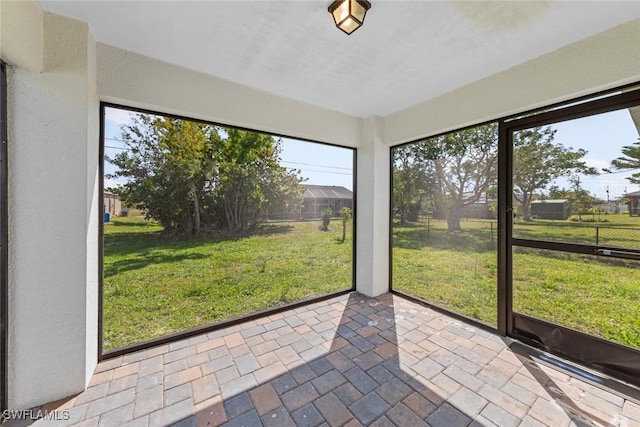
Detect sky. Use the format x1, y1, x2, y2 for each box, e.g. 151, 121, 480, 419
549, 108, 639, 201
103, 105, 640, 200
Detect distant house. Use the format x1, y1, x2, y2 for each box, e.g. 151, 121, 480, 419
530, 199, 570, 220
461, 193, 495, 219
432, 193, 495, 220
301, 185, 353, 220
624, 191, 640, 216
104, 192, 122, 216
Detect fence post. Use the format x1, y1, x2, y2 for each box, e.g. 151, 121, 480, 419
490, 222, 494, 246
596, 227, 599, 246
427, 217, 430, 238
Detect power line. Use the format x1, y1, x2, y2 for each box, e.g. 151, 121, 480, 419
105, 139, 353, 173
286, 168, 352, 176
600, 169, 635, 176
281, 160, 351, 171
105, 137, 127, 143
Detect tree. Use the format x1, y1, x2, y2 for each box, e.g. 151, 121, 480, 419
209, 129, 304, 232
107, 114, 216, 234
392, 144, 436, 224
513, 127, 597, 221
321, 207, 333, 231
339, 207, 352, 243
567, 176, 597, 221
107, 114, 303, 235
428, 124, 498, 231
609, 139, 640, 184
547, 183, 597, 221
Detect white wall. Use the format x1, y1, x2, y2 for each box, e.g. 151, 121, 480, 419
0, 0, 43, 72
356, 117, 389, 297
97, 44, 363, 148
4, 4, 99, 409
85, 20, 100, 390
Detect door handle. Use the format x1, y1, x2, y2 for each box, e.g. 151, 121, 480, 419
594, 248, 640, 260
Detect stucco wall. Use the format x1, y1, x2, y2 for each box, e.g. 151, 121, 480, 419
97, 44, 363, 148
0, 0, 43, 72
356, 116, 389, 297
4, 5, 99, 409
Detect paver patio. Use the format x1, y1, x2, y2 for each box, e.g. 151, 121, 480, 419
12, 292, 640, 426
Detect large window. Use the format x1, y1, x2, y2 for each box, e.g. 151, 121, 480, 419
101, 105, 355, 353
391, 122, 498, 326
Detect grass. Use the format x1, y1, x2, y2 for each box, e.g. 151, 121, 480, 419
105, 212, 639, 351
512, 248, 640, 346
392, 214, 640, 349
103, 216, 353, 350
393, 221, 498, 325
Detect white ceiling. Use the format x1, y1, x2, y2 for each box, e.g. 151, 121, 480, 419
39, 1, 640, 118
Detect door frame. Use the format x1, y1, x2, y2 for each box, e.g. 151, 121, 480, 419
498, 88, 640, 386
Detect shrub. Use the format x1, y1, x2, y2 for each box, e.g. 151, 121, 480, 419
321, 207, 333, 231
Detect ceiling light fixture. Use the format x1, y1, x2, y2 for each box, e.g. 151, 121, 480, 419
328, 0, 371, 35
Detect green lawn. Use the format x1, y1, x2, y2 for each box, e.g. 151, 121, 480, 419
105, 213, 640, 351
392, 214, 640, 349
103, 217, 353, 350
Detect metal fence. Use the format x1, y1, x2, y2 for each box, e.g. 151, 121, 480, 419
594, 226, 640, 249
411, 218, 640, 251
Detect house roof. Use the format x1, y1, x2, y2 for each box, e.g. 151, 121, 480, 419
531, 199, 568, 204
303, 185, 352, 200
38, 1, 640, 118
624, 190, 640, 197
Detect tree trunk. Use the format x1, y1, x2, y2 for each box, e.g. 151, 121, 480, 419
522, 193, 531, 221
342, 220, 346, 243
192, 195, 201, 235
446, 200, 463, 231
447, 217, 462, 231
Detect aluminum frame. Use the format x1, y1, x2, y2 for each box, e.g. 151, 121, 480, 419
0, 60, 8, 412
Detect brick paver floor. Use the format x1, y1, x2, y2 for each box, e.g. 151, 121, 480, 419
14, 292, 640, 426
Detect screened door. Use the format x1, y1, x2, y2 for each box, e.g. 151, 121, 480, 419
500, 88, 640, 385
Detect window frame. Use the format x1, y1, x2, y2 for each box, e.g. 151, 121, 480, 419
0, 60, 9, 412
99, 101, 357, 359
